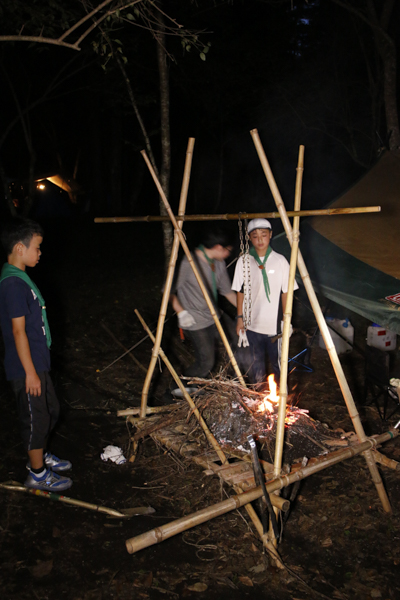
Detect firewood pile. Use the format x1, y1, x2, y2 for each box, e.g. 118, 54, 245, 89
133, 375, 356, 467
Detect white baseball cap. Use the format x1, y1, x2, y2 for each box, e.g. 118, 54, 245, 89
247, 218, 272, 233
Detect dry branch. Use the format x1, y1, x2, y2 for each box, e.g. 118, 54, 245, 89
100, 322, 147, 373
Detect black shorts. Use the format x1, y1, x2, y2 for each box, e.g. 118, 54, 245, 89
10, 372, 60, 451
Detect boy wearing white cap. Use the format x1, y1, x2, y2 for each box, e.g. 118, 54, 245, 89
232, 218, 297, 384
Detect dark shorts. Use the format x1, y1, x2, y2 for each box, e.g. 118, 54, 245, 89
10, 372, 60, 451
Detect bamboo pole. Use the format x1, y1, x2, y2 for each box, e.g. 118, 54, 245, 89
274, 145, 304, 479
125, 428, 398, 553
268, 146, 305, 547
117, 405, 177, 417
140, 138, 195, 417
94, 206, 380, 224
135, 309, 283, 559
135, 309, 228, 464
372, 450, 400, 470
250, 129, 392, 514
140, 149, 246, 387
0, 481, 152, 518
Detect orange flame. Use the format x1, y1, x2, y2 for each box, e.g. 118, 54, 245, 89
257, 374, 279, 413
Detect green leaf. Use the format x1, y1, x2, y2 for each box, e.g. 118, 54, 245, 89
203, 46, 210, 54
126, 13, 135, 21
186, 45, 191, 52
134, 7, 140, 17
200, 52, 206, 61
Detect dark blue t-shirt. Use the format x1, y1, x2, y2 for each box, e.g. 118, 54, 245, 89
0, 276, 51, 380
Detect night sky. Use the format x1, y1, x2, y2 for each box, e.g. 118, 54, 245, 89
0, 0, 398, 221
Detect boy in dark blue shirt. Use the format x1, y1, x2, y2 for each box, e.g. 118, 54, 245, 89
0, 218, 72, 491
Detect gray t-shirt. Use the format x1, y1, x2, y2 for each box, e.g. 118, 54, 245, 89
175, 252, 232, 330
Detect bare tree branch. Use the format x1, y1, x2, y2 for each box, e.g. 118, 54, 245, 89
58, 0, 116, 42
0, 0, 144, 51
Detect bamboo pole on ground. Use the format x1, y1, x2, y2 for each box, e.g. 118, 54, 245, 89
140, 138, 195, 417
0, 481, 153, 518
135, 309, 283, 559
140, 149, 246, 387
125, 428, 398, 553
250, 129, 392, 513
94, 206, 380, 224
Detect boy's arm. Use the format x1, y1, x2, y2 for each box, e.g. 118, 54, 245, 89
224, 291, 237, 307
236, 292, 244, 335
281, 292, 288, 315
170, 293, 184, 314
11, 316, 41, 396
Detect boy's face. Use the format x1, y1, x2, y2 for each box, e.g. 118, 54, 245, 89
19, 234, 43, 269
210, 244, 233, 262
249, 228, 272, 256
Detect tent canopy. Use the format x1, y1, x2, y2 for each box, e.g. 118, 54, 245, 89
273, 152, 400, 334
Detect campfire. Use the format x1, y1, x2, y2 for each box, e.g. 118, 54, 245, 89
134, 374, 348, 467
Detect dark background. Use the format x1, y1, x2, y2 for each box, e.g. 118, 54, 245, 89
1, 0, 398, 228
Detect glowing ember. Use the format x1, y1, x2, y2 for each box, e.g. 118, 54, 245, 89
257, 374, 279, 413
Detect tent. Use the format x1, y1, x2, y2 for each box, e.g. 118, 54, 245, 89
273, 152, 400, 334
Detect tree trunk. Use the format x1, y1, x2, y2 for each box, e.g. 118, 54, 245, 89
370, 0, 400, 152
156, 11, 173, 270
110, 110, 123, 214
333, 0, 400, 154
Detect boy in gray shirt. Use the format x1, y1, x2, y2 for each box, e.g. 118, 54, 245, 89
171, 229, 237, 378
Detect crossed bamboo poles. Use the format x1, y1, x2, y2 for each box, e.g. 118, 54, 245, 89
119, 131, 395, 555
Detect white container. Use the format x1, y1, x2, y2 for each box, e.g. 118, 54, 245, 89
319, 318, 354, 354
367, 324, 397, 351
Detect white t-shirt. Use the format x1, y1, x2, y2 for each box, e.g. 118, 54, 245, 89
232, 250, 297, 335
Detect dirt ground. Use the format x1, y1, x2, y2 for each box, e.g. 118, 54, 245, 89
1, 220, 400, 600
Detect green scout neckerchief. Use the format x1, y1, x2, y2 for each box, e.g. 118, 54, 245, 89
197, 244, 218, 302
249, 245, 272, 302
0, 263, 52, 348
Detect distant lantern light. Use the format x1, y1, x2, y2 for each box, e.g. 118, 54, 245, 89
37, 183, 45, 190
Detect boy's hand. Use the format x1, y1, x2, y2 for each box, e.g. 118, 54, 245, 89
177, 310, 196, 328
26, 372, 41, 396
236, 316, 243, 336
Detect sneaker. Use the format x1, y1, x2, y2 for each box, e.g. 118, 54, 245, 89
44, 452, 72, 473
24, 469, 73, 492
26, 452, 72, 473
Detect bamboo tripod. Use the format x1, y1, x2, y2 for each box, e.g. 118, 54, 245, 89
96, 133, 396, 555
